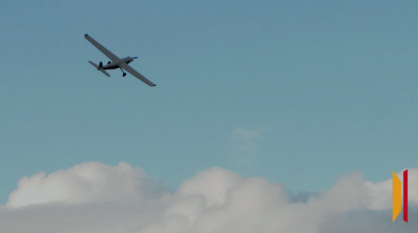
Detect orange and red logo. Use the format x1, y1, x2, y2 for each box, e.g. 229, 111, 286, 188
393, 169, 408, 222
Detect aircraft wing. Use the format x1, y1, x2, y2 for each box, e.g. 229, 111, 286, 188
119, 63, 156, 87
85, 34, 120, 61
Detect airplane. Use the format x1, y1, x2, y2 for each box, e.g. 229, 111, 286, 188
84, 34, 156, 87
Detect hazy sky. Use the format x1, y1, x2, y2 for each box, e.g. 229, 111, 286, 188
1, 0, 418, 212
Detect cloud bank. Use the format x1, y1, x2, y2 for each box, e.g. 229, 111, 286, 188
1, 162, 417, 233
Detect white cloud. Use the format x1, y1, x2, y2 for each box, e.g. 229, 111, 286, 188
230, 128, 262, 142
230, 128, 263, 164
365, 169, 418, 210
1, 162, 417, 233
6, 162, 164, 208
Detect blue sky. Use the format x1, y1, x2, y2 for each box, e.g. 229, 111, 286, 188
1, 0, 418, 205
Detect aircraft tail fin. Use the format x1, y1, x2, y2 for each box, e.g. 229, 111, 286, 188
88, 61, 110, 77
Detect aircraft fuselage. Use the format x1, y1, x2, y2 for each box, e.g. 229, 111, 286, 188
103, 57, 134, 70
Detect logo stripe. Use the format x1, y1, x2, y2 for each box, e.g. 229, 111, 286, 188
403, 169, 408, 222
393, 170, 401, 222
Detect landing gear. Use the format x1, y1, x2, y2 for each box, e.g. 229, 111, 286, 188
119, 67, 126, 77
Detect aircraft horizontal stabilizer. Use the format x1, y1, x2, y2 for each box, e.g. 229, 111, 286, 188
88, 61, 110, 77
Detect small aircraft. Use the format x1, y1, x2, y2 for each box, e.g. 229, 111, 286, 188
85, 34, 156, 87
